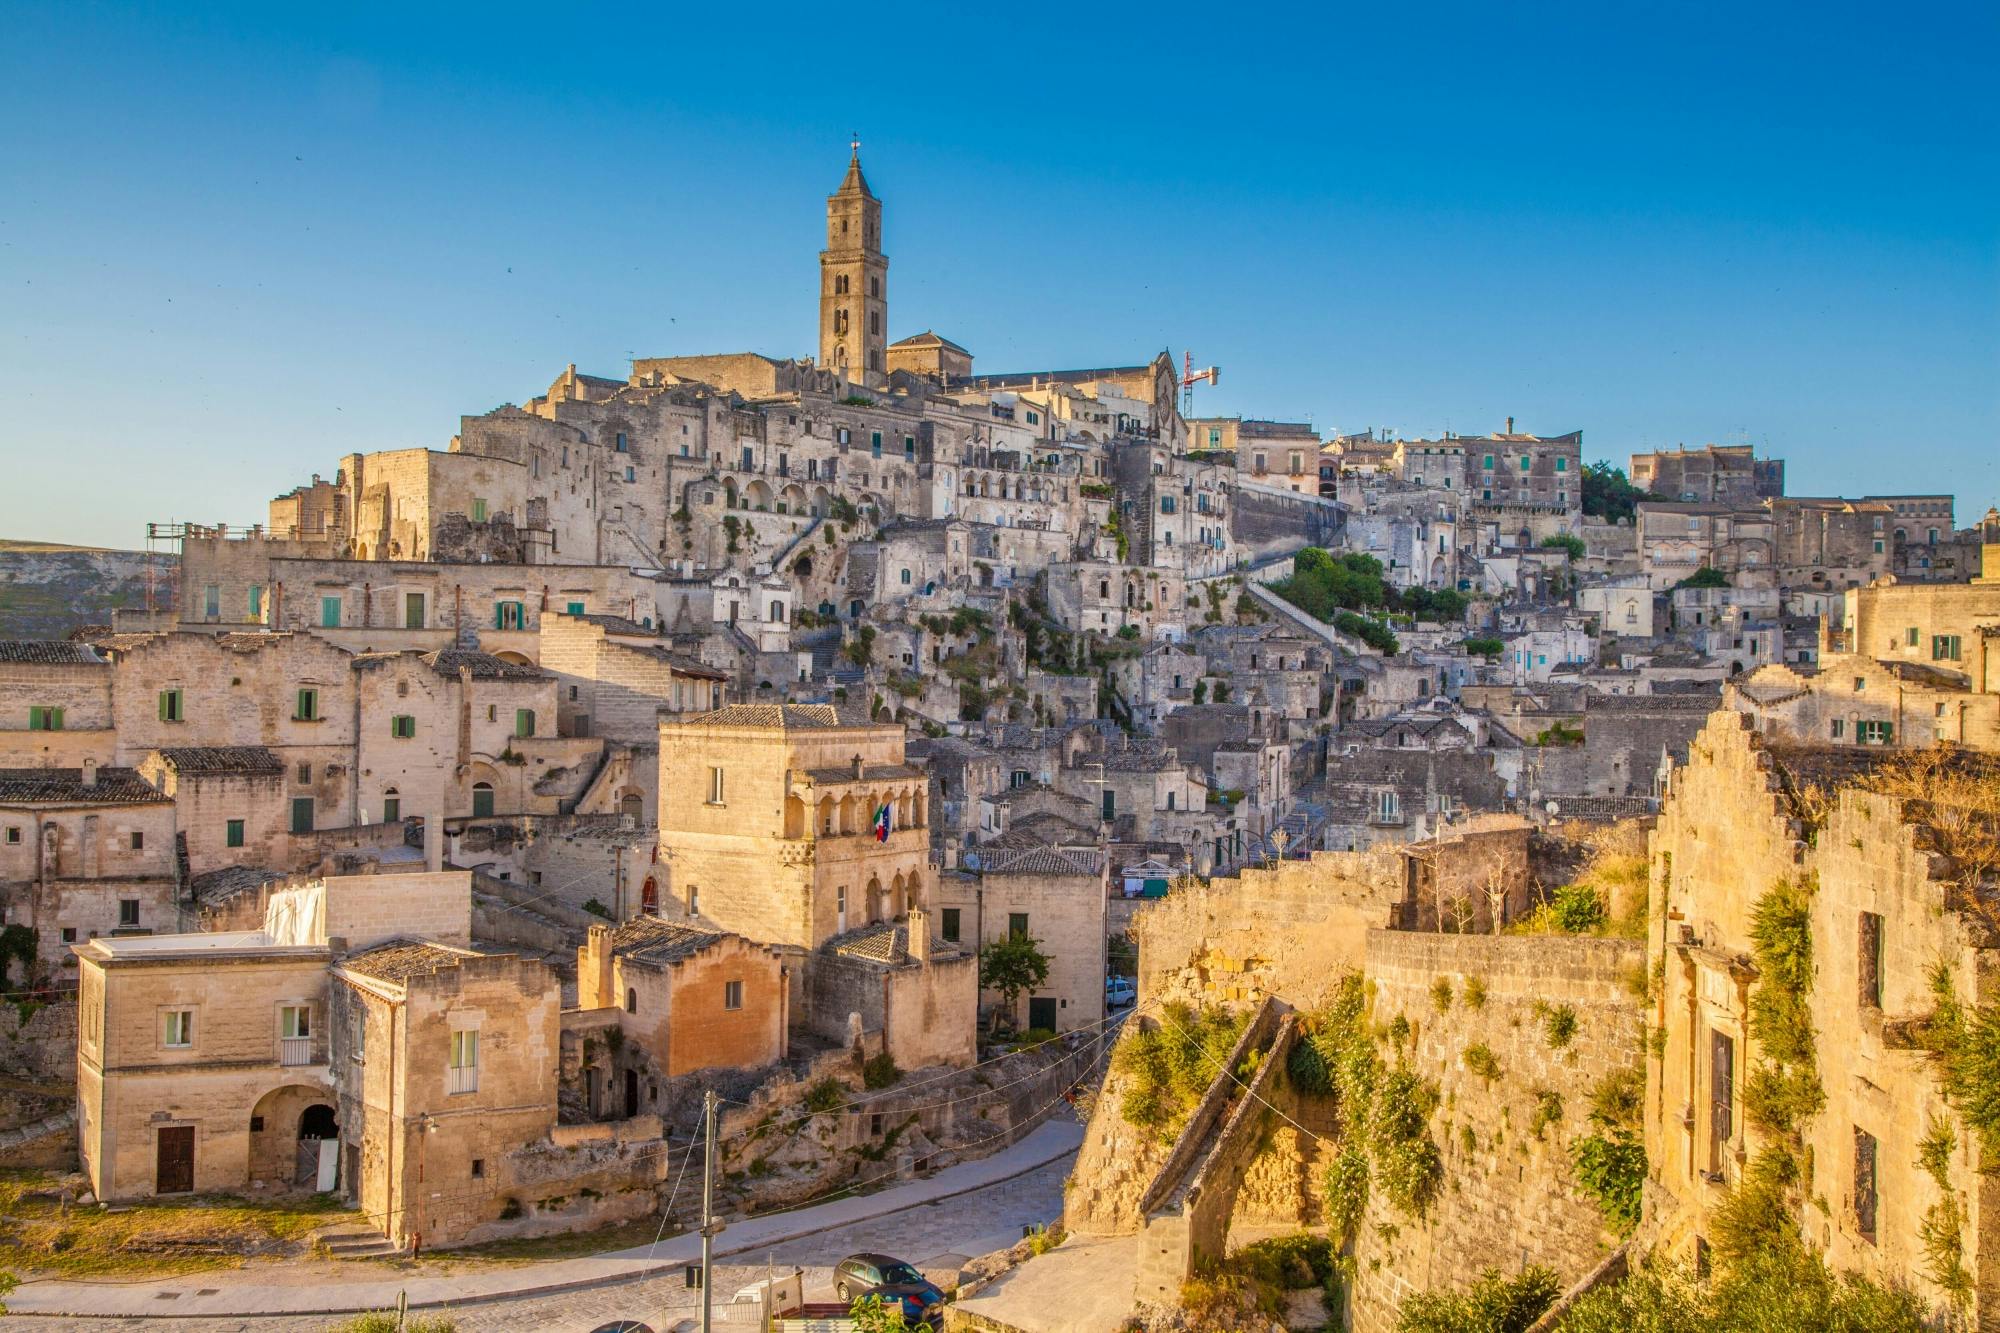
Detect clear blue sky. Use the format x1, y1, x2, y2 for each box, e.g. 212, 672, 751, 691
2, 2, 1995, 549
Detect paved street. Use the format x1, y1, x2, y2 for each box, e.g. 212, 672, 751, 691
0, 1153, 1070, 1333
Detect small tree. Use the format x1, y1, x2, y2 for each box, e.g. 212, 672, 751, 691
980, 932, 1051, 1032
849, 1294, 908, 1332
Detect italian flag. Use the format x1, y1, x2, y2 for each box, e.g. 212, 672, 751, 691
873, 804, 891, 842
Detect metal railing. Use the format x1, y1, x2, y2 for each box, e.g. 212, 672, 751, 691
280, 1036, 314, 1066
447, 1065, 479, 1095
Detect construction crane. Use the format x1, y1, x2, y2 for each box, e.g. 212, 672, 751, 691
1180, 351, 1219, 414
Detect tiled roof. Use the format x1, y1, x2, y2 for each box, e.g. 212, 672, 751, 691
804, 763, 924, 784
190, 865, 286, 906
605, 916, 731, 967
611, 643, 729, 679
0, 641, 105, 665
422, 648, 548, 680
0, 767, 166, 806
829, 920, 908, 964
679, 704, 843, 729
983, 845, 1102, 877
986, 811, 1098, 850
340, 939, 476, 982
566, 611, 657, 636
155, 746, 284, 775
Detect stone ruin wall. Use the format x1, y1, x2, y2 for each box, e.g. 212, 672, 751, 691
1342, 929, 1643, 1333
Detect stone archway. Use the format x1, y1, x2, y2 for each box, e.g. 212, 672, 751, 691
249, 1084, 337, 1190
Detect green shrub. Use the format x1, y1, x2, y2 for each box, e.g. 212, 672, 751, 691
1430, 977, 1454, 1012
1528, 1089, 1563, 1140
1587, 1066, 1644, 1131
1572, 1131, 1644, 1234
861, 1053, 902, 1089
1743, 877, 1824, 1136
803, 1078, 847, 1114
1540, 1003, 1577, 1049
1463, 976, 1488, 1009
1463, 1042, 1501, 1083
1114, 1003, 1247, 1142
1462, 636, 1505, 657
1396, 1264, 1559, 1333
1550, 882, 1607, 932
1323, 1144, 1370, 1248
581, 898, 612, 919
1557, 1244, 1930, 1332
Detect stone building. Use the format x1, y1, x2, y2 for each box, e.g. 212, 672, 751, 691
1646, 712, 2000, 1323
574, 917, 788, 1092
0, 764, 178, 974
0, 640, 116, 769
136, 746, 289, 878
1630, 442, 1784, 506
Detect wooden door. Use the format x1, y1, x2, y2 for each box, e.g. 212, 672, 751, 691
1029, 997, 1059, 1033
156, 1125, 194, 1194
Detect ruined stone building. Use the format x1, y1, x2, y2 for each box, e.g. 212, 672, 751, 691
1630, 442, 1785, 506
1646, 711, 2000, 1324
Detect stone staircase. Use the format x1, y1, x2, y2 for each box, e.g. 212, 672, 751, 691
0, 1106, 75, 1168
315, 1225, 401, 1260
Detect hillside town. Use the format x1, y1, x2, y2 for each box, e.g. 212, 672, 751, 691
0, 151, 1997, 1333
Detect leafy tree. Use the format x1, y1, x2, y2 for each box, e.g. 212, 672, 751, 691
1581, 461, 1651, 522
1674, 565, 1730, 590
841, 625, 877, 666
1462, 636, 1505, 657
848, 1294, 909, 1332
979, 932, 1050, 1031
1540, 533, 1586, 561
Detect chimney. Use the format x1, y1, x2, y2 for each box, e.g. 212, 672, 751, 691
853, 754, 866, 780
584, 923, 615, 1009
1506, 416, 1515, 436
907, 908, 932, 963
80, 758, 97, 789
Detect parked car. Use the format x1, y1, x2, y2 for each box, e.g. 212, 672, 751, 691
1106, 976, 1136, 1008
832, 1253, 944, 1322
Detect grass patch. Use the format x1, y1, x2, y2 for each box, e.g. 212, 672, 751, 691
0, 1174, 357, 1278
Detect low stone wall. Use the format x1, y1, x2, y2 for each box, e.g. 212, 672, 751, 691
1343, 929, 1644, 1333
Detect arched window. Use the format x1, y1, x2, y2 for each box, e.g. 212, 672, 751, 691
625, 988, 637, 1014
472, 782, 494, 818
900, 569, 912, 585
835, 274, 849, 295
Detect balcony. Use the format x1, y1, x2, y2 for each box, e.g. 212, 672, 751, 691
280, 1036, 315, 1067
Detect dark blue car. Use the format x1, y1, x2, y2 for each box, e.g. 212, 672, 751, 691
834, 1253, 944, 1323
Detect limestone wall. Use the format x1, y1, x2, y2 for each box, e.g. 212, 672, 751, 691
1343, 929, 1643, 1333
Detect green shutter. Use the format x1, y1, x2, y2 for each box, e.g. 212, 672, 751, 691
50, 707, 62, 731
226, 819, 245, 848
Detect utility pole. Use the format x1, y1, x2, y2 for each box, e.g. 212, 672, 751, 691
700, 1089, 720, 1333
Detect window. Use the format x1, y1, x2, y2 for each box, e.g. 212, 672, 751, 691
381, 789, 400, 823
320, 595, 341, 628
724, 980, 744, 1011
900, 568, 912, 585
1708, 1029, 1734, 1172
471, 498, 487, 522
27, 706, 62, 731
514, 709, 535, 738
295, 688, 318, 721
248, 584, 264, 619
1854, 1127, 1878, 1242
1932, 634, 1962, 661
615, 431, 628, 453
203, 584, 220, 618
118, 899, 139, 926
1858, 719, 1894, 745
129, 831, 143, 851
1555, 456, 1567, 471
471, 783, 495, 818
1907, 627, 1919, 647
448, 1029, 479, 1094
290, 797, 315, 834
404, 593, 426, 629
60, 926, 74, 942
495, 600, 525, 630
1831, 718, 1844, 739
471, 1158, 485, 1178
226, 818, 245, 848
708, 766, 725, 804
391, 714, 416, 738
625, 466, 636, 483
567, 601, 585, 615
1857, 912, 1883, 1010
904, 435, 915, 459
625, 988, 638, 1014
941, 908, 961, 942
158, 689, 183, 723
871, 431, 882, 458
162, 1010, 194, 1048
296, 761, 312, 785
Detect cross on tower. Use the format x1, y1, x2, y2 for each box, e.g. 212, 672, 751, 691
850, 132, 860, 156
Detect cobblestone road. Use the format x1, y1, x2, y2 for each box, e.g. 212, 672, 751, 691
0, 1159, 1067, 1333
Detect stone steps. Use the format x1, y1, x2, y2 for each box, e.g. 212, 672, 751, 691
0, 1106, 74, 1153
316, 1227, 400, 1260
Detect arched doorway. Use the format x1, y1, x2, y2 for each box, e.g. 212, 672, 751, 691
620, 792, 644, 822
642, 876, 658, 914
250, 1086, 339, 1190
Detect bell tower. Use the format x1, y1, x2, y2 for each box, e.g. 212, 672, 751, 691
819, 140, 887, 388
